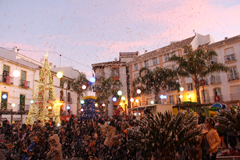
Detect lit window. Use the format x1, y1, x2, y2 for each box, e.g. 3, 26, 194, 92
187, 83, 193, 91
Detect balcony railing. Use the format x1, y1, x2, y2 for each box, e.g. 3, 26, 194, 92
201, 96, 210, 104
231, 93, 240, 101
19, 79, 30, 88
211, 76, 221, 84
212, 95, 223, 102
167, 87, 177, 92
228, 73, 239, 81
225, 53, 236, 62
199, 78, 209, 86
0, 75, 14, 84
18, 105, 30, 111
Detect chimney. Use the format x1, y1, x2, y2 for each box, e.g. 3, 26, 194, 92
114, 58, 118, 61
225, 37, 228, 40
13, 46, 18, 52
54, 65, 56, 68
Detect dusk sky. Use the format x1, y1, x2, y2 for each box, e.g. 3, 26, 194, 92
1, 0, 240, 78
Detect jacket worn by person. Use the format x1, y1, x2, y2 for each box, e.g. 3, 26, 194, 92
104, 126, 116, 147
206, 128, 221, 153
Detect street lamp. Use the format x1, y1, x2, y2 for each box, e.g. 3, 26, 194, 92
180, 87, 184, 92
82, 84, 87, 90
135, 99, 139, 103
136, 89, 141, 94
30, 100, 34, 104
179, 95, 183, 99
90, 77, 96, 83
57, 71, 63, 79
112, 97, 117, 102
150, 100, 154, 105
102, 103, 106, 107
130, 98, 134, 102
11, 103, 16, 107
117, 90, 122, 96
95, 103, 98, 107
81, 100, 85, 104
121, 96, 125, 101
13, 70, 20, 77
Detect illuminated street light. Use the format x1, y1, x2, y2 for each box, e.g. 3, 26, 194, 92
81, 100, 85, 104
30, 100, 34, 104
95, 103, 98, 107
2, 94, 7, 100
180, 87, 184, 92
135, 99, 139, 103
117, 90, 122, 96
57, 71, 63, 79
102, 103, 106, 107
136, 89, 141, 94
130, 98, 134, 102
150, 100, 154, 105
82, 85, 87, 90
11, 103, 16, 107
90, 77, 96, 83
179, 95, 183, 99
13, 70, 20, 77
112, 97, 117, 102
121, 96, 125, 101
81, 108, 84, 112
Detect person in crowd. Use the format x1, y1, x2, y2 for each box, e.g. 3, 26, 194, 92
46, 134, 63, 160
22, 136, 41, 160
104, 119, 116, 160
205, 117, 221, 160
229, 130, 238, 150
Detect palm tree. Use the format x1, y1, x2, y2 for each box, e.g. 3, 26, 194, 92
71, 72, 89, 115
133, 67, 180, 104
96, 76, 122, 116
170, 46, 228, 113
127, 111, 202, 160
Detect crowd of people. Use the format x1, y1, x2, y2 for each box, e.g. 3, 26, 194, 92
0, 114, 239, 160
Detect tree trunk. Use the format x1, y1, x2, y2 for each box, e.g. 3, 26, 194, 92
155, 88, 160, 104
195, 82, 202, 116
77, 95, 80, 116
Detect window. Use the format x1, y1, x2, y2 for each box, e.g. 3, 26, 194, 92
144, 60, 149, 67
1, 91, 8, 110
60, 90, 64, 101
164, 53, 170, 62
187, 83, 193, 91
68, 92, 71, 103
171, 51, 177, 57
134, 63, 138, 71
176, 95, 181, 104
225, 48, 236, 62
213, 88, 221, 96
228, 67, 239, 81
21, 70, 27, 81
152, 57, 158, 65
19, 94, 25, 111
231, 86, 240, 100
112, 68, 119, 76
3, 65, 10, 72
169, 96, 174, 104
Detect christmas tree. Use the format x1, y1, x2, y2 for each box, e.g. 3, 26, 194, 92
26, 52, 60, 125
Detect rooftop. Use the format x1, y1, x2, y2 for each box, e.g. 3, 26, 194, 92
128, 36, 195, 64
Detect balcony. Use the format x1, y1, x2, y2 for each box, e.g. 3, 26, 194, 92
228, 73, 239, 81
199, 78, 209, 86
212, 95, 223, 102
231, 93, 240, 101
225, 53, 236, 63
18, 105, 30, 111
201, 96, 210, 104
210, 57, 218, 64
210, 76, 221, 84
60, 96, 64, 101
19, 79, 30, 88
0, 75, 14, 84
67, 97, 72, 103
